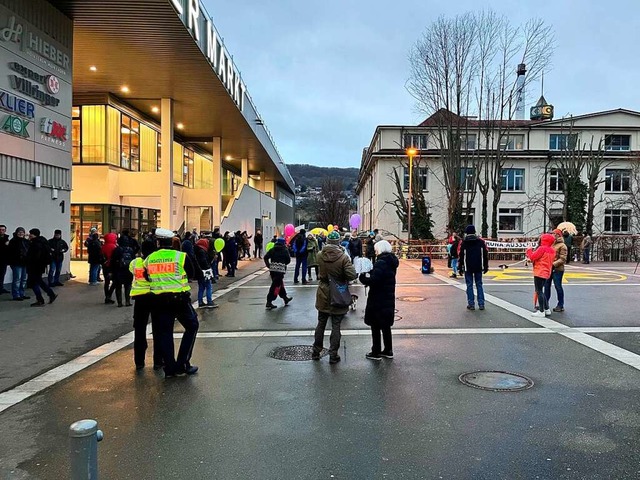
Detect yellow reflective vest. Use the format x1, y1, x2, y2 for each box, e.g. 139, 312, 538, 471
144, 249, 190, 294
129, 257, 152, 297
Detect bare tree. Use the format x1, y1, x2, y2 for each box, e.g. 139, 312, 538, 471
313, 178, 349, 228
407, 11, 554, 236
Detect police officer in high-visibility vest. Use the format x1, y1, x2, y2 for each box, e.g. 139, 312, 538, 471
145, 228, 201, 378
129, 239, 162, 370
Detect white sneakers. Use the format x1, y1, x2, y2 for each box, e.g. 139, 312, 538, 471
544, 309, 551, 316
531, 310, 546, 318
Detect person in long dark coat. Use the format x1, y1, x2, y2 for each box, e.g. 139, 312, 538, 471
359, 240, 399, 360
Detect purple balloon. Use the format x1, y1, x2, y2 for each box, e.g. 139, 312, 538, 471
350, 214, 361, 229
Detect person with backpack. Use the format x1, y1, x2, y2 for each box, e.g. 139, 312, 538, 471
458, 225, 489, 311
224, 232, 238, 277
26, 228, 57, 307
109, 240, 134, 308
8, 227, 29, 301
48, 229, 68, 287
292, 229, 309, 284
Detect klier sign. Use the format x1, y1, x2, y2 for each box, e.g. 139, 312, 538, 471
169, 0, 246, 112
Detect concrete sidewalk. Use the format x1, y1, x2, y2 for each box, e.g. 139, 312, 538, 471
0, 258, 266, 393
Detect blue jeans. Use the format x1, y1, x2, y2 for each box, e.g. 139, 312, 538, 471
294, 256, 308, 282
465, 271, 485, 307
212, 259, 219, 280
48, 259, 63, 285
544, 270, 564, 308
451, 258, 458, 275
11, 265, 27, 299
197, 277, 213, 305
582, 248, 590, 263
89, 263, 100, 283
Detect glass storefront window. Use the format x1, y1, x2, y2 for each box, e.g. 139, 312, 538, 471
140, 124, 158, 172
81, 105, 106, 164
184, 148, 194, 188
70, 204, 159, 259
72, 118, 81, 163
173, 142, 183, 185
120, 115, 140, 171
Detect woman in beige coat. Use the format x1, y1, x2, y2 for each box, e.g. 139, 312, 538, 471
312, 231, 357, 364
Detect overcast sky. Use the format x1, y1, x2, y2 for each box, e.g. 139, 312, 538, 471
204, 0, 640, 168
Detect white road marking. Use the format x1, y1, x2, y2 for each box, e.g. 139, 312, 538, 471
2, 262, 639, 414
565, 263, 640, 278
0, 269, 268, 414
423, 264, 640, 371
188, 327, 553, 339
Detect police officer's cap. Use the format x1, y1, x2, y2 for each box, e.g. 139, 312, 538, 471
155, 228, 174, 239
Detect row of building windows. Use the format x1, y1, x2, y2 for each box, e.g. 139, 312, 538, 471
442, 208, 632, 234
402, 133, 633, 151
71, 105, 225, 190
402, 166, 633, 193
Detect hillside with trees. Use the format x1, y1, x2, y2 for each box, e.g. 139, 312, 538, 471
288, 164, 359, 191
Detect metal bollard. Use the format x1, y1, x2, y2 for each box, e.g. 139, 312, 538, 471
69, 419, 104, 480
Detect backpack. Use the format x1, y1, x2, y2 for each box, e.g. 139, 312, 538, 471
120, 245, 134, 268
421, 256, 432, 274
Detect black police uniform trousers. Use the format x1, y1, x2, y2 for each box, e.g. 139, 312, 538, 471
151, 292, 199, 375
132, 293, 162, 367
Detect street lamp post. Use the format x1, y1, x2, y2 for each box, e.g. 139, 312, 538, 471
406, 147, 418, 245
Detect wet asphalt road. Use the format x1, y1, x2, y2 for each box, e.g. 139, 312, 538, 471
1, 260, 640, 479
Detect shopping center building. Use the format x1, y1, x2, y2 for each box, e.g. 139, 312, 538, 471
0, 0, 295, 265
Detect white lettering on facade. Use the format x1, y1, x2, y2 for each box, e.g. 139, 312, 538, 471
217, 50, 227, 85
170, 0, 183, 15
206, 18, 217, 68
173, 0, 248, 112
227, 62, 234, 96
187, 0, 200, 41
233, 73, 240, 105
28, 32, 70, 70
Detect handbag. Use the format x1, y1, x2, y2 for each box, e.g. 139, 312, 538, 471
329, 276, 352, 308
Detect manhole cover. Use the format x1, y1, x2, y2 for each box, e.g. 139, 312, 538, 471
269, 345, 328, 361
459, 371, 534, 392
397, 296, 425, 302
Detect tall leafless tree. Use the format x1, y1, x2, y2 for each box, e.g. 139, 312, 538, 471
313, 178, 350, 228
407, 11, 554, 236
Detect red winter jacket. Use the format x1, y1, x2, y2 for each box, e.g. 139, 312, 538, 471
526, 233, 556, 279
101, 233, 118, 267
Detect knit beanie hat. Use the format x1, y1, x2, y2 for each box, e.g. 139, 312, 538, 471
465, 225, 476, 235
327, 231, 341, 245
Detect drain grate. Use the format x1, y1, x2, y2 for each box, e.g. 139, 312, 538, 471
397, 296, 425, 302
459, 371, 534, 392
269, 345, 329, 361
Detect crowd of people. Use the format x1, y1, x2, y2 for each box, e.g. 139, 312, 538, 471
0, 225, 66, 306
263, 227, 399, 363
3, 218, 598, 374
